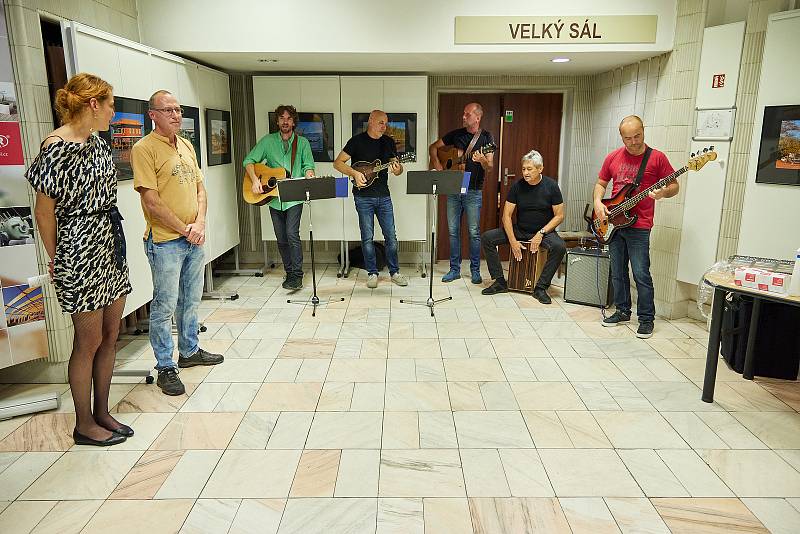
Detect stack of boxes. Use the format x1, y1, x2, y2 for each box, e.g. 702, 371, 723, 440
734, 267, 791, 295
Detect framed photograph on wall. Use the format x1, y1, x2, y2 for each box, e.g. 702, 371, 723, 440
268, 111, 335, 162
180, 105, 202, 167
98, 97, 152, 181
205, 108, 231, 166
756, 105, 800, 186
351, 112, 417, 161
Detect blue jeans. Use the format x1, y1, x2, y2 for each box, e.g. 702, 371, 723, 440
353, 195, 399, 275
608, 227, 655, 323
144, 234, 205, 370
269, 204, 303, 277
446, 190, 482, 274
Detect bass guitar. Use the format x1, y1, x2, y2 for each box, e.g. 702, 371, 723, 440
351, 152, 415, 189
584, 147, 717, 245
436, 142, 497, 170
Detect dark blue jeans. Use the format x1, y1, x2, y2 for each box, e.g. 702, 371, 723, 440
353, 195, 399, 275
608, 227, 655, 323
269, 204, 303, 278
446, 190, 482, 274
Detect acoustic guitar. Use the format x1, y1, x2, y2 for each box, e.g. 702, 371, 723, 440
436, 142, 497, 171
583, 147, 717, 245
351, 152, 416, 189
242, 163, 289, 206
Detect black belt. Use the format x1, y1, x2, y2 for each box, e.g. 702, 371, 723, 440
63, 206, 127, 270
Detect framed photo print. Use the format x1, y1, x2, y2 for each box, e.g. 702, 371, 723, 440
351, 112, 417, 160
180, 105, 202, 167
756, 105, 800, 186
205, 108, 232, 166
268, 111, 336, 162
98, 97, 152, 181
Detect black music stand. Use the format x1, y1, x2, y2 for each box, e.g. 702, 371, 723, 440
278, 177, 346, 316
399, 170, 465, 316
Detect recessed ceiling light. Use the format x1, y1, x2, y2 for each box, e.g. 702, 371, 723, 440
257, 58, 278, 63
551, 57, 570, 63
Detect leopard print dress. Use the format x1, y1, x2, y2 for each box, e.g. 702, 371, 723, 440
25, 134, 131, 314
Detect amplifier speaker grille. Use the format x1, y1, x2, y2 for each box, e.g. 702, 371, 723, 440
564, 248, 613, 308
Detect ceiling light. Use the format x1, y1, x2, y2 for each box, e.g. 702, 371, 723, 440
551, 57, 570, 63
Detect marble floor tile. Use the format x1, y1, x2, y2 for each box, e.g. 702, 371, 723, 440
202, 449, 302, 498
379, 449, 465, 497
277, 498, 377, 534
384, 382, 451, 411
181, 498, 240, 534
651, 497, 769, 533
0, 501, 56, 534
454, 411, 534, 448
468, 497, 572, 533
266, 412, 313, 449
335, 449, 380, 497
423, 498, 474, 534
695, 411, 767, 449
249, 382, 322, 411
461, 449, 511, 497
229, 498, 285, 534
289, 450, 340, 497
419, 411, 458, 448
443, 359, 506, 382
387, 338, 441, 358
154, 449, 223, 500
527, 358, 569, 381
376, 497, 423, 534
0, 452, 62, 501
741, 497, 800, 534
559, 497, 621, 534
21, 450, 142, 500
179, 382, 231, 412
0, 413, 76, 452
660, 412, 729, 449
604, 497, 671, 534
479, 382, 520, 410
81, 499, 195, 534
306, 412, 382, 449
699, 449, 800, 497
278, 339, 336, 358
382, 412, 419, 449
228, 411, 279, 449
113, 383, 197, 413
326, 359, 386, 382
204, 359, 274, 382
150, 412, 243, 450
205, 308, 258, 323
556, 358, 627, 381
593, 411, 688, 449
732, 411, 800, 449
109, 449, 184, 499
632, 381, 723, 412
498, 449, 554, 496
557, 411, 612, 448
510, 382, 586, 410
29, 500, 102, 534
352, 382, 385, 410
498, 358, 536, 381
617, 449, 689, 497
655, 450, 733, 497
538, 449, 643, 497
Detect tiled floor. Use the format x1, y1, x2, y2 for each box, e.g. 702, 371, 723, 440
1, 261, 799, 533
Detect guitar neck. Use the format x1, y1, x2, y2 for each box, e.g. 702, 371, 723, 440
610, 166, 688, 216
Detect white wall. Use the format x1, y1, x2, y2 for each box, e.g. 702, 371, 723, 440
138, 0, 676, 55
65, 23, 239, 316
738, 10, 800, 260
252, 75, 428, 244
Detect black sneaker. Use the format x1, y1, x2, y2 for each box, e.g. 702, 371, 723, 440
636, 321, 654, 339
481, 280, 508, 295
533, 288, 552, 304
178, 348, 224, 368
156, 368, 186, 396
602, 310, 631, 327
283, 274, 303, 291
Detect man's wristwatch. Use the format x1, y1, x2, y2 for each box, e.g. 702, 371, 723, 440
539, 229, 547, 236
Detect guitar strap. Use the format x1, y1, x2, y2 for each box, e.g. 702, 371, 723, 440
464, 129, 482, 159
289, 133, 299, 177
632, 146, 653, 190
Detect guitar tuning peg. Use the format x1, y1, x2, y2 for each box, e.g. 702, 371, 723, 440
710, 145, 715, 150
691, 153, 695, 158
703, 148, 708, 153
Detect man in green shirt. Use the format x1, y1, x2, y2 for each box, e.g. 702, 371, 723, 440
244, 105, 315, 290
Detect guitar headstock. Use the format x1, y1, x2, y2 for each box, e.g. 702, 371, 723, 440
399, 152, 416, 163
688, 146, 718, 171
480, 142, 497, 155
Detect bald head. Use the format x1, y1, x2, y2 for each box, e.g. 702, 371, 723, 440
618, 115, 646, 155
367, 109, 388, 139
462, 102, 483, 131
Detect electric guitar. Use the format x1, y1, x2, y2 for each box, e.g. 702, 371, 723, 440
351, 152, 415, 189
583, 147, 717, 245
436, 142, 497, 170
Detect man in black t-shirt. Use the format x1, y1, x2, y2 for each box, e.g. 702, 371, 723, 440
334, 110, 408, 288
481, 150, 566, 304
429, 102, 494, 285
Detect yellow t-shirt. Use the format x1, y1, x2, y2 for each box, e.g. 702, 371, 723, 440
132, 132, 204, 242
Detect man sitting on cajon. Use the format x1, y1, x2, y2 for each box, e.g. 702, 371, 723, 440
480, 149, 566, 304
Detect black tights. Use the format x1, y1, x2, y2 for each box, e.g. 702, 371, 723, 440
69, 296, 126, 439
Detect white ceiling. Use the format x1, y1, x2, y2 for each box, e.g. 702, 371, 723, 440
178, 50, 666, 76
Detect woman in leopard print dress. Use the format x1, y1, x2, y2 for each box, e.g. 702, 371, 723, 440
25, 73, 132, 447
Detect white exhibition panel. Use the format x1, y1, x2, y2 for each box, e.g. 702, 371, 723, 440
677, 142, 729, 283
339, 76, 428, 243
67, 23, 239, 316
738, 10, 800, 260
695, 22, 744, 109
252, 76, 345, 242
676, 22, 744, 284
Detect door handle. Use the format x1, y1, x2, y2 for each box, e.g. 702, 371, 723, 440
503, 168, 515, 186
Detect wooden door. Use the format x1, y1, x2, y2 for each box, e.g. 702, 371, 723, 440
435, 94, 502, 261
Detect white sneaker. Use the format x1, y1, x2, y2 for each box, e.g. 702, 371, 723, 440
391, 272, 408, 286
366, 274, 378, 288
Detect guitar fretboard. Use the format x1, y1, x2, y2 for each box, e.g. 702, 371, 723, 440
609, 166, 688, 218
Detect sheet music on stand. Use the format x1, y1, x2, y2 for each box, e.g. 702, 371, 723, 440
728, 255, 794, 274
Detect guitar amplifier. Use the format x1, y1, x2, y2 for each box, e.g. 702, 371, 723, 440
564, 247, 613, 308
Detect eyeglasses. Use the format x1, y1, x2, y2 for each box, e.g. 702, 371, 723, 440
150, 107, 184, 115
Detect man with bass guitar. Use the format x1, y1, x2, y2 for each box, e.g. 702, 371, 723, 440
243, 104, 315, 291
334, 110, 409, 289
593, 115, 677, 339
428, 102, 494, 285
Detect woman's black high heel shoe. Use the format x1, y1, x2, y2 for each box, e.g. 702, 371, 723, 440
73, 428, 127, 447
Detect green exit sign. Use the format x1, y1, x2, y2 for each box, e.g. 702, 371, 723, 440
504, 110, 513, 122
